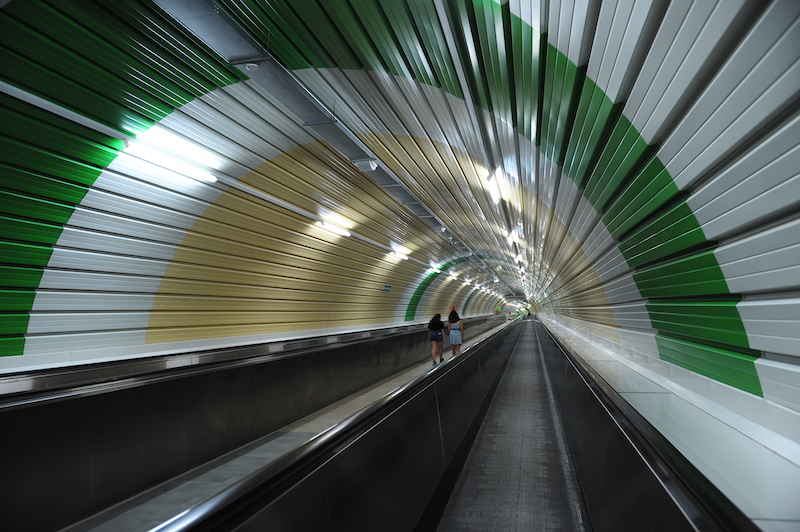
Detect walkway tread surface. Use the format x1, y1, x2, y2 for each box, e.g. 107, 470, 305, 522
435, 321, 591, 532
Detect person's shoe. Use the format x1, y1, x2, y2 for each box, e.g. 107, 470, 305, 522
432, 360, 437, 366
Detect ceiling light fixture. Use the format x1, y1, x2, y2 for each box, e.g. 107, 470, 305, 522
316, 221, 351, 237
353, 159, 378, 172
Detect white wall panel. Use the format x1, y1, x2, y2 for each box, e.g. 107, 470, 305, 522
68, 208, 189, 245
31, 292, 157, 311
44, 249, 171, 276
25, 312, 150, 334
86, 172, 218, 218
738, 299, 800, 357
580, 218, 615, 261
569, 193, 602, 244
618, 327, 660, 360
611, 301, 652, 329
421, 82, 469, 152
689, 113, 800, 240
592, 249, 631, 285
716, 217, 800, 294
756, 358, 800, 413
55, 227, 180, 260
588, 0, 661, 102
106, 156, 224, 204
664, 1, 800, 191
627, 0, 750, 143
37, 271, 163, 293
602, 273, 643, 304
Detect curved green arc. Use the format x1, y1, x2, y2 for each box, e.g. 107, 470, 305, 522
0, 0, 243, 356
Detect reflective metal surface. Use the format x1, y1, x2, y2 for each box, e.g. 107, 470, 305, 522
0, 317, 502, 399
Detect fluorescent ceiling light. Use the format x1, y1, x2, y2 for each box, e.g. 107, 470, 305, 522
125, 142, 217, 183
316, 221, 351, 237
391, 251, 408, 260
486, 173, 501, 204
136, 125, 222, 169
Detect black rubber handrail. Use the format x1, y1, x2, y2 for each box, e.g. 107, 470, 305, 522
1, 317, 506, 410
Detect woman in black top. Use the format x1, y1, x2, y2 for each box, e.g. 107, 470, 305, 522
428, 314, 445, 366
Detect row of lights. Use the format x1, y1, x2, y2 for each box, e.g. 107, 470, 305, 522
131, 127, 515, 293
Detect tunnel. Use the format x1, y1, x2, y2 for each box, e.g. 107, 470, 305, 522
1, 0, 799, 531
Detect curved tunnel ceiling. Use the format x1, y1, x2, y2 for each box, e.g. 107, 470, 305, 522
0, 0, 799, 414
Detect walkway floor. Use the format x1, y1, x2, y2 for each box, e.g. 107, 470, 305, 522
436, 321, 589, 532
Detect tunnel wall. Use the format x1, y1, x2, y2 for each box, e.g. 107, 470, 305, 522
0, 0, 797, 409
0, 0, 796, 410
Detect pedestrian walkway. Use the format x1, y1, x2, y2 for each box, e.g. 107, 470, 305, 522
61, 323, 510, 532
435, 321, 589, 531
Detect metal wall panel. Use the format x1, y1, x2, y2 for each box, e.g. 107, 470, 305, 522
662, 1, 800, 191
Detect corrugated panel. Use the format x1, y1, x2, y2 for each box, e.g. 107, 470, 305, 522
715, 218, 800, 295
689, 112, 800, 241
738, 299, 800, 356
662, 0, 800, 191
656, 334, 763, 396
626, 0, 755, 143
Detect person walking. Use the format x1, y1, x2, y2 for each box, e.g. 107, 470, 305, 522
447, 308, 464, 357
428, 313, 445, 366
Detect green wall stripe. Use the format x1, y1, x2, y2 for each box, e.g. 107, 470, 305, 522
2, 0, 243, 136
216, 0, 323, 70
584, 115, 651, 212
647, 299, 749, 348
0, 165, 91, 205
656, 334, 762, 396
379, 0, 436, 87
408, 0, 463, 98
0, 135, 108, 186
1, 314, 31, 337
619, 202, 708, 268
603, 154, 679, 240
0, 336, 26, 356
563, 77, 620, 187
462, 288, 478, 315
405, 272, 440, 321
0, 242, 54, 267
102, 0, 246, 88
404, 256, 471, 321
509, 5, 537, 140
634, 250, 730, 298
0, 266, 46, 289
0, 190, 77, 225
8, 2, 195, 108
0, 216, 64, 245
1, 0, 247, 358
0, 290, 37, 312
